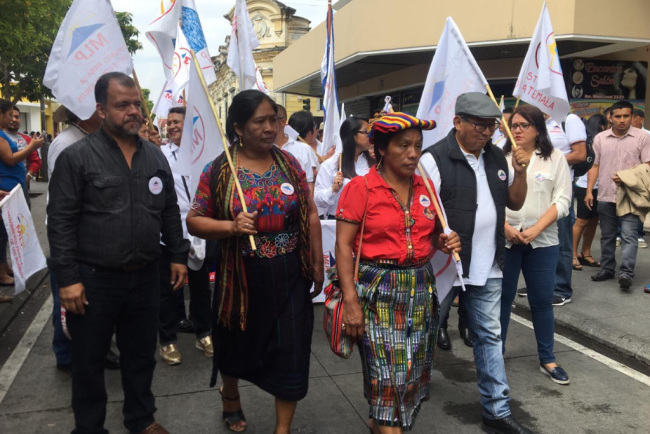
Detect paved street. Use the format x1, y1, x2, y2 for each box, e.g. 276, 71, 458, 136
1, 182, 650, 433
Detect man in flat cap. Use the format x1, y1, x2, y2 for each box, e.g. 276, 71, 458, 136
420, 92, 532, 434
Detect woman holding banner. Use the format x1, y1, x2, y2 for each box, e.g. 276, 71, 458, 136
500, 105, 572, 385
314, 116, 374, 218
186, 90, 324, 434
335, 113, 461, 433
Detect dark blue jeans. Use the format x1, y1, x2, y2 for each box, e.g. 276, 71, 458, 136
501, 244, 559, 364
67, 262, 160, 434
554, 205, 574, 299
50, 272, 72, 366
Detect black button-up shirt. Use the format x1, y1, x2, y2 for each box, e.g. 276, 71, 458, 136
47, 127, 189, 287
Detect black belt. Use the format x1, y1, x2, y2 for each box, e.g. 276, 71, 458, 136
81, 261, 151, 272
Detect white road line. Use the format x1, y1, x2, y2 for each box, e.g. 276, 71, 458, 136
511, 313, 650, 387
0, 295, 53, 405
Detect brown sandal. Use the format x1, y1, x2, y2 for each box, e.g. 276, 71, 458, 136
220, 387, 247, 432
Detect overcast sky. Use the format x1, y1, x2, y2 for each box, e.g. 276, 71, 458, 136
110, 0, 328, 99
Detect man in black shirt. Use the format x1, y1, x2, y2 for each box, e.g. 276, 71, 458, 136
48, 72, 189, 434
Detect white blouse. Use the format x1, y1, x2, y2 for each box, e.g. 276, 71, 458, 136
314, 154, 371, 217
505, 148, 572, 248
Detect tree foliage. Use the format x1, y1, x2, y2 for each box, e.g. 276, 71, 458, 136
116, 12, 143, 56
0, 0, 72, 104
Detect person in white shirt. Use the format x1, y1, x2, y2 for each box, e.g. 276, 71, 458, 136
491, 108, 512, 149
276, 106, 319, 194
632, 109, 650, 135
538, 112, 586, 306
572, 114, 607, 271
313, 116, 374, 218
158, 106, 213, 366
500, 105, 572, 386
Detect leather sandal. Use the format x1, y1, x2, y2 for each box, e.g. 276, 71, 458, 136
578, 253, 600, 267
572, 257, 582, 271
220, 387, 247, 432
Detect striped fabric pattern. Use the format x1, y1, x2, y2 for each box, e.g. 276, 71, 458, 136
356, 260, 438, 431
368, 112, 436, 143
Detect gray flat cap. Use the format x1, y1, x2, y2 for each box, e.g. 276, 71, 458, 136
455, 92, 502, 119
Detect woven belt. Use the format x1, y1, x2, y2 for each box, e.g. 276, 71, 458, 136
241, 231, 299, 259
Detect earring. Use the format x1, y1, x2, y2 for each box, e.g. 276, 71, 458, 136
377, 156, 384, 170
238, 136, 243, 147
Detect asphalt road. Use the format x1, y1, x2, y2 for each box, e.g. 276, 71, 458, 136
1, 279, 649, 434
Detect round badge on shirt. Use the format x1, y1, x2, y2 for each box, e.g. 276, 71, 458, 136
423, 208, 435, 220
535, 173, 546, 182
498, 169, 507, 181
280, 182, 295, 195
419, 194, 431, 207
149, 177, 163, 195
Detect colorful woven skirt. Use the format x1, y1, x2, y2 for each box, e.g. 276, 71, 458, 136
357, 259, 438, 431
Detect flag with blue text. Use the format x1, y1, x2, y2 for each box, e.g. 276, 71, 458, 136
174, 57, 225, 196
320, 1, 340, 155
416, 17, 488, 148
513, 2, 569, 124
44, 0, 133, 120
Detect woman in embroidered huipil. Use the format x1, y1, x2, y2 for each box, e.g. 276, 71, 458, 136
186, 90, 324, 434
335, 113, 461, 433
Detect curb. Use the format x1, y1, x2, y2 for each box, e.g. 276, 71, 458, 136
513, 298, 650, 366
0, 269, 50, 335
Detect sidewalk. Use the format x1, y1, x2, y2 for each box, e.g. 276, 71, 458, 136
0, 181, 50, 335
513, 225, 650, 365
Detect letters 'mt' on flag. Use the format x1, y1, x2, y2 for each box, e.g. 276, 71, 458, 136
44, 0, 133, 120
320, 1, 340, 155
175, 55, 225, 196
416, 17, 488, 148
228, 0, 261, 90
513, 2, 569, 124
0, 186, 47, 295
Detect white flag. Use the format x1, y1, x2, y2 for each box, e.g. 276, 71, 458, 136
311, 220, 337, 303
152, 80, 186, 120
320, 2, 340, 156
333, 103, 346, 154
513, 2, 569, 124
251, 67, 270, 95
284, 125, 300, 142
147, 0, 216, 85
417, 17, 488, 148
146, 0, 182, 82
0, 186, 47, 295
170, 24, 192, 101
43, 0, 133, 120
228, 0, 261, 90
175, 56, 225, 196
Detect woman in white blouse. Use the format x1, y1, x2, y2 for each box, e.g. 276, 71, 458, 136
314, 116, 374, 218
500, 105, 572, 385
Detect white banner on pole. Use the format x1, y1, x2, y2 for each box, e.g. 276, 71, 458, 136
311, 220, 336, 303
175, 55, 225, 196
417, 17, 488, 149
0, 186, 47, 295
228, 0, 262, 91
513, 2, 569, 124
44, 0, 133, 120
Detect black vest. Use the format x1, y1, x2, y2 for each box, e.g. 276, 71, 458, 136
425, 129, 509, 278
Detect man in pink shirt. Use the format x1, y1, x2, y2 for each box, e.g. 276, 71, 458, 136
586, 100, 650, 290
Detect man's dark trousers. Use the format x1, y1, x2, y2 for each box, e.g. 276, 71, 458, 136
158, 249, 211, 345
67, 261, 160, 434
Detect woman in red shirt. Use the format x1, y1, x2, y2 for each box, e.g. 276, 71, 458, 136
335, 113, 461, 433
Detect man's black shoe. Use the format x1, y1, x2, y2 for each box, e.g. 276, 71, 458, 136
105, 348, 120, 370
178, 319, 195, 334
436, 328, 451, 351
619, 275, 633, 290
481, 415, 534, 434
459, 325, 474, 348
591, 270, 615, 282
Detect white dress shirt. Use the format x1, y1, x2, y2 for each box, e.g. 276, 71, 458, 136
161, 143, 191, 239
419, 149, 514, 287
546, 114, 587, 178
505, 148, 572, 249
277, 139, 319, 182
314, 154, 371, 217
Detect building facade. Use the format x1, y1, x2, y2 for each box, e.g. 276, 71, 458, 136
273, 0, 650, 125
210, 0, 322, 128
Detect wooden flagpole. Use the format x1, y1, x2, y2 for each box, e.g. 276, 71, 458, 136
499, 95, 504, 108
485, 84, 520, 153
132, 68, 155, 131
190, 51, 256, 250
338, 153, 342, 174
514, 96, 521, 109
417, 162, 461, 262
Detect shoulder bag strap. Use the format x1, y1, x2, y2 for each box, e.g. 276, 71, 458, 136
353, 176, 370, 280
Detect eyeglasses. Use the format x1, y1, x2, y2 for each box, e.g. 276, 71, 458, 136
461, 117, 499, 133
356, 129, 369, 136
510, 122, 532, 131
